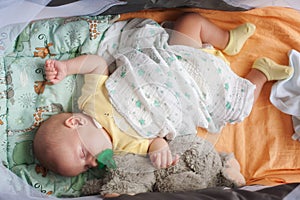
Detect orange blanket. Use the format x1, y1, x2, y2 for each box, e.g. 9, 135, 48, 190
120, 6, 300, 186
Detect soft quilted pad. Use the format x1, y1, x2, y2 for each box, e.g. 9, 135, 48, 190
0, 15, 116, 197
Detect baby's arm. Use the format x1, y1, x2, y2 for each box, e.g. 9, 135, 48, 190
45, 55, 108, 84
148, 137, 179, 169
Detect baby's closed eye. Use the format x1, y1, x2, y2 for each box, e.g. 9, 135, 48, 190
80, 148, 86, 159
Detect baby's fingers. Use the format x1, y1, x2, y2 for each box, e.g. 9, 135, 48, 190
156, 150, 176, 169
171, 154, 180, 166
45, 60, 57, 80
149, 150, 179, 169
150, 152, 161, 169
45, 70, 57, 77
45, 59, 56, 70
160, 150, 173, 168
45, 72, 58, 82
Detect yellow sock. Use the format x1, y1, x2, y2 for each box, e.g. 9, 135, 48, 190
252, 57, 293, 81
223, 23, 256, 56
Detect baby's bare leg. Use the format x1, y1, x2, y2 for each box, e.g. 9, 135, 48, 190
169, 13, 229, 49
169, 13, 256, 55
245, 68, 267, 103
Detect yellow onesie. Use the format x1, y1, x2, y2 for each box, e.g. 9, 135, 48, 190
78, 74, 150, 155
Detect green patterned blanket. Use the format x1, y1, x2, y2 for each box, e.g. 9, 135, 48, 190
0, 14, 117, 197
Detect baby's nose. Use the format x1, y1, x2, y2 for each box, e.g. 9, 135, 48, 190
88, 156, 98, 167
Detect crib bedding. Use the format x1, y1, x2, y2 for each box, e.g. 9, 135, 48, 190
0, 14, 118, 197
119, 6, 300, 186
2, 5, 300, 198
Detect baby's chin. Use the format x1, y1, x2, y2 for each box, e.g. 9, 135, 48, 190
56, 167, 83, 177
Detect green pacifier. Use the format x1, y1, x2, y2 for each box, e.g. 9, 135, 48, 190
97, 149, 117, 169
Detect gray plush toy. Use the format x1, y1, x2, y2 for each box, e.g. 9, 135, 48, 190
81, 134, 245, 196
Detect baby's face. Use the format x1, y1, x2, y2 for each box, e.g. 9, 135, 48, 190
53, 129, 98, 177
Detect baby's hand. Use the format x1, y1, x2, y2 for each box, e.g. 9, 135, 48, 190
149, 146, 179, 169
44, 59, 67, 84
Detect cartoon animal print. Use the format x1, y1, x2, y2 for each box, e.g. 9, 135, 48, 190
0, 87, 15, 104
33, 107, 47, 127
33, 34, 56, 58
5, 71, 12, 85
35, 164, 48, 177
34, 67, 50, 94
33, 182, 53, 195
50, 103, 64, 113
32, 104, 63, 127
34, 80, 52, 94
12, 140, 34, 165
15, 29, 30, 52
85, 19, 102, 40
6, 87, 15, 104
32, 104, 63, 128
8, 104, 63, 134
0, 71, 15, 104
34, 43, 56, 59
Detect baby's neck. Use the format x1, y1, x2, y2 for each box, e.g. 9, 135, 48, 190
86, 113, 113, 149
100, 127, 113, 149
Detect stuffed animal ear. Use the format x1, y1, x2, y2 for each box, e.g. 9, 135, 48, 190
64, 114, 88, 128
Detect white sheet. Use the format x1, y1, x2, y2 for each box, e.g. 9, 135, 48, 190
270, 49, 300, 141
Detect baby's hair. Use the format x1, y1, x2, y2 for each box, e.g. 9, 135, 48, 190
33, 112, 73, 174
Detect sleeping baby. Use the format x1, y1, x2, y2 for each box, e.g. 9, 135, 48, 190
33, 13, 292, 179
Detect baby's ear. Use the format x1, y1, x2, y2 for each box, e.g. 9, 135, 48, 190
64, 114, 88, 128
